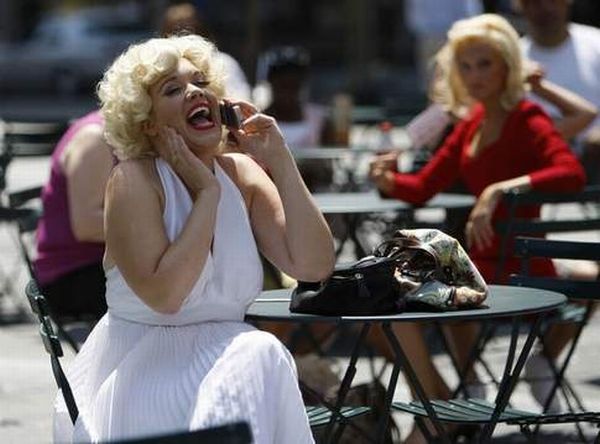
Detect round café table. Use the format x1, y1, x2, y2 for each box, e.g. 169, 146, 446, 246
246, 285, 566, 444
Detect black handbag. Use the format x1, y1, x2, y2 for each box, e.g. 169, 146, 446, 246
290, 229, 488, 316
290, 255, 405, 316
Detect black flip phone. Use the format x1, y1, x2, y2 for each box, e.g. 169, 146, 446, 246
219, 103, 242, 129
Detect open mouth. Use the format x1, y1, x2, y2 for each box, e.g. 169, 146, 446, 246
187, 104, 215, 130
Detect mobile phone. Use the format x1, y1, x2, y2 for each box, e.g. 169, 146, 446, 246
219, 103, 242, 129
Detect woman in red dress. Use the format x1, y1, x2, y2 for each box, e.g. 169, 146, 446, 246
369, 14, 585, 442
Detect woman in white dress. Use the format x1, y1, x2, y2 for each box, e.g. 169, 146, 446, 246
53, 35, 335, 443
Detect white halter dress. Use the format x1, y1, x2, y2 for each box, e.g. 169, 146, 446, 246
53, 158, 314, 444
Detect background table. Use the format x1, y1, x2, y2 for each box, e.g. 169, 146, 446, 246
290, 146, 386, 191
313, 191, 474, 215
312, 191, 475, 258
247, 285, 566, 443
290, 147, 371, 160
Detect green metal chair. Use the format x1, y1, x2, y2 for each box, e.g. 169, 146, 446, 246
508, 236, 600, 441
12, 186, 93, 352
393, 398, 600, 443
413, 236, 600, 443
450, 187, 600, 401
103, 423, 253, 444
1, 120, 67, 157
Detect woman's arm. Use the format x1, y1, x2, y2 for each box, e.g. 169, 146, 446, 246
62, 124, 114, 242
229, 103, 335, 282
526, 107, 587, 191
466, 106, 587, 252
369, 118, 468, 204
526, 64, 598, 139
104, 129, 220, 314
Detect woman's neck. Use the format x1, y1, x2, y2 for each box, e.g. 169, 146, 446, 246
481, 99, 507, 122
532, 26, 569, 48
191, 148, 218, 172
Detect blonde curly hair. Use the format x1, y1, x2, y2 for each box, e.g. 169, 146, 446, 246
98, 35, 225, 160
430, 14, 525, 117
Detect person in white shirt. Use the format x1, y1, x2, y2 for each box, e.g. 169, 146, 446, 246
519, 0, 600, 180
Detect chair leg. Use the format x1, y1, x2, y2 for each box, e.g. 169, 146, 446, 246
520, 424, 538, 444
447, 322, 499, 399
532, 320, 589, 441
415, 416, 437, 443
540, 323, 587, 411
54, 321, 82, 353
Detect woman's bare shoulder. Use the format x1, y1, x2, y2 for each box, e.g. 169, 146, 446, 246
107, 158, 162, 200
218, 152, 266, 183
104, 158, 164, 268
218, 153, 268, 207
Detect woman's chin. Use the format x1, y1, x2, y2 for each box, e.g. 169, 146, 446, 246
188, 140, 222, 157
186, 131, 223, 155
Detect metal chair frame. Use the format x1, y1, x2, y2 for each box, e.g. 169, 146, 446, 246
10, 186, 93, 352
509, 236, 600, 441
453, 187, 600, 399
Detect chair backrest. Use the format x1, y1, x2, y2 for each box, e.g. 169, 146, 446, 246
494, 185, 600, 282
509, 237, 600, 302
14, 190, 95, 353
104, 422, 253, 444
7, 186, 43, 279
2, 120, 67, 157
8, 186, 44, 208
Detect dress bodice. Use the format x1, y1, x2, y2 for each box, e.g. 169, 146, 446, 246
104, 158, 263, 325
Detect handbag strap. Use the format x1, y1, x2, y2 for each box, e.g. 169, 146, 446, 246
373, 233, 445, 280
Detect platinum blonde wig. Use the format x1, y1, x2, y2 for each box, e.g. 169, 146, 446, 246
98, 35, 225, 160
431, 14, 525, 116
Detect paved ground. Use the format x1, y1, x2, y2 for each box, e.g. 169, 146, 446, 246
1, 157, 600, 443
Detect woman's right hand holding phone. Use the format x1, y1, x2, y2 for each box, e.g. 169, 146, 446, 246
226, 101, 289, 168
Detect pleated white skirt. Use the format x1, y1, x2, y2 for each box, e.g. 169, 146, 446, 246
53, 314, 314, 444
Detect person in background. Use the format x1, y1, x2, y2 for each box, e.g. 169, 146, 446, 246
524, 59, 597, 140
518, 0, 600, 183
258, 46, 335, 192
53, 34, 334, 443
369, 14, 585, 441
375, 55, 595, 247
387, 56, 595, 177
160, 2, 251, 101
260, 46, 327, 148
35, 111, 114, 322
